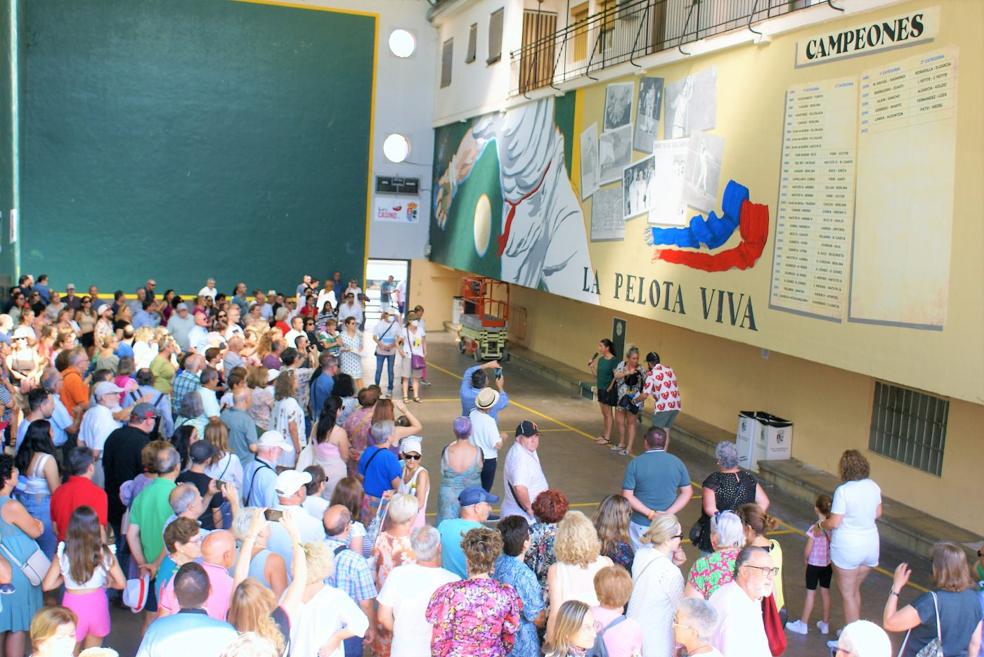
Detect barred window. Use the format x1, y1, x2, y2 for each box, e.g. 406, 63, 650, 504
868, 382, 948, 476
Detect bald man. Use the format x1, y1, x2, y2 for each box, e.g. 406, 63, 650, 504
199, 530, 235, 621
158, 529, 235, 621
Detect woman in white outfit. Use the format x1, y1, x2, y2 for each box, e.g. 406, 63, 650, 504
821, 449, 882, 627
546, 511, 613, 641
627, 514, 687, 657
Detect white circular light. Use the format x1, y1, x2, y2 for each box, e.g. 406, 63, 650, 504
383, 133, 411, 163
388, 29, 416, 58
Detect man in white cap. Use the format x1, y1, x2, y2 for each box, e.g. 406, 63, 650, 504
266, 469, 326, 569
468, 387, 504, 495
78, 380, 124, 487
242, 430, 291, 508
166, 301, 196, 352
501, 421, 548, 523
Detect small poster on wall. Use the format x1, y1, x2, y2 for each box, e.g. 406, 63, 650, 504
664, 67, 717, 138
634, 77, 664, 152
591, 184, 625, 242
622, 155, 656, 220
603, 82, 634, 132
374, 197, 419, 223
598, 125, 632, 184
579, 123, 600, 200
649, 139, 689, 226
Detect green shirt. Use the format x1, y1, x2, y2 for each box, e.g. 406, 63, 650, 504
596, 356, 618, 390
130, 477, 177, 563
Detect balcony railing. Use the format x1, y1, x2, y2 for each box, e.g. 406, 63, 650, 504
510, 0, 819, 96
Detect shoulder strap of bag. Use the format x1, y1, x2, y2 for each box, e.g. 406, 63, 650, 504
379, 321, 395, 340
0, 541, 23, 569
363, 446, 384, 473
931, 591, 942, 641
333, 544, 347, 557
600, 614, 627, 636
244, 460, 273, 504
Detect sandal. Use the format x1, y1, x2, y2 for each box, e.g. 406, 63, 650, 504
610, 444, 623, 451
593, 435, 610, 445
413, 397, 422, 403
403, 396, 410, 404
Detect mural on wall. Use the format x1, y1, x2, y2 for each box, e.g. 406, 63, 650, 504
428, 3, 974, 403
431, 97, 599, 303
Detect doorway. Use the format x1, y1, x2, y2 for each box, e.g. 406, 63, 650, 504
365, 258, 410, 328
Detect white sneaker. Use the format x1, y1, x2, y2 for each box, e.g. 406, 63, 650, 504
785, 620, 808, 635
817, 621, 830, 635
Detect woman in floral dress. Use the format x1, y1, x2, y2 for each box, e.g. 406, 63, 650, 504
426, 527, 522, 657
684, 510, 745, 599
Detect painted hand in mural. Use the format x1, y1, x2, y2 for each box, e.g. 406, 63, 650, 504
435, 130, 484, 229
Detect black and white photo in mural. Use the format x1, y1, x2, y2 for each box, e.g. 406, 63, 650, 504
664, 67, 717, 138
633, 77, 664, 152
603, 82, 634, 132
622, 155, 656, 220
598, 124, 633, 184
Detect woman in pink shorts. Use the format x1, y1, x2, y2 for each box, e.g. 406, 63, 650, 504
41, 506, 125, 652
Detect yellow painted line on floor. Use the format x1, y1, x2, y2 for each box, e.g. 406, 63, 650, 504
425, 358, 931, 592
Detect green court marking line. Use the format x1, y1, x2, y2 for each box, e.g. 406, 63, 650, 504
424, 357, 931, 592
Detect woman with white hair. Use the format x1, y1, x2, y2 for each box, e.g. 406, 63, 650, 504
691, 440, 769, 554
627, 514, 686, 657
684, 511, 745, 600
290, 542, 369, 657
836, 620, 891, 657
370, 493, 418, 657
673, 598, 723, 657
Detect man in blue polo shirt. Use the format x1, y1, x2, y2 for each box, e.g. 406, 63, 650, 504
358, 422, 403, 502
310, 353, 338, 421
136, 562, 237, 657
622, 426, 693, 550
459, 359, 509, 418
437, 487, 496, 578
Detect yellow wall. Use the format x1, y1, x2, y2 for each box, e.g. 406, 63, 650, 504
509, 284, 984, 535
408, 259, 460, 328
569, 0, 983, 405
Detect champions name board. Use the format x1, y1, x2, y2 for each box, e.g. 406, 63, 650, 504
796, 7, 938, 67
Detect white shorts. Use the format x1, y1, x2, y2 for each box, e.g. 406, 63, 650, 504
831, 530, 879, 570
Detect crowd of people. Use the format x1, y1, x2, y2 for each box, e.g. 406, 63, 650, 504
0, 272, 978, 657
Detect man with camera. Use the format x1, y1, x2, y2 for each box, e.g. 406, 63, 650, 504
459, 359, 509, 418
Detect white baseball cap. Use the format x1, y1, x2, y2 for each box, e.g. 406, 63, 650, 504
93, 381, 124, 398
275, 469, 312, 497
256, 430, 291, 451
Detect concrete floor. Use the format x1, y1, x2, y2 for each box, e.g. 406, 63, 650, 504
103, 331, 932, 657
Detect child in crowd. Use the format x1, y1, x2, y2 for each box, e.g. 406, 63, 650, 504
319, 318, 341, 357
785, 494, 833, 636
41, 506, 125, 653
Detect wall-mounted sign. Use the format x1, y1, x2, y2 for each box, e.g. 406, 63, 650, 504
374, 196, 419, 223
375, 176, 420, 195
796, 7, 938, 67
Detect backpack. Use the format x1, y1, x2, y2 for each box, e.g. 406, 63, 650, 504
586, 615, 626, 657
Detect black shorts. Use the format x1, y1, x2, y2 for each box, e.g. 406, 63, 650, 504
805, 564, 832, 590
597, 386, 618, 406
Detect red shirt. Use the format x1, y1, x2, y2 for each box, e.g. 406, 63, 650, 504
50, 476, 108, 542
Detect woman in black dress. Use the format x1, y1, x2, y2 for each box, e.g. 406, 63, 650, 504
693, 441, 770, 553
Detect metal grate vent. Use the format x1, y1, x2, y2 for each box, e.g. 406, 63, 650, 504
868, 382, 948, 476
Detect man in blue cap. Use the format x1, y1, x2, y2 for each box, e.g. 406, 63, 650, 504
436, 486, 497, 578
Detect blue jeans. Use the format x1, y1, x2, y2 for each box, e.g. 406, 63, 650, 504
375, 353, 395, 391
15, 492, 55, 558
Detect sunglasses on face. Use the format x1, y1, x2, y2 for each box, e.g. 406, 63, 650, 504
403, 453, 421, 460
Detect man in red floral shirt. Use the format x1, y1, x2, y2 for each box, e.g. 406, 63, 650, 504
638, 352, 681, 429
